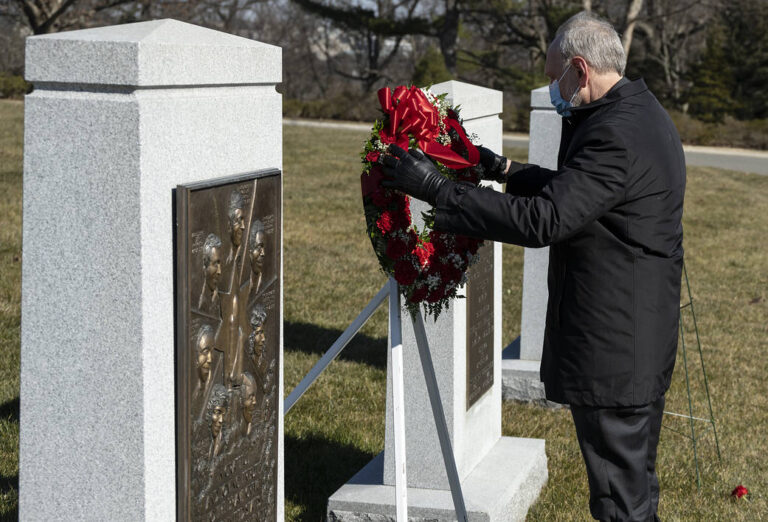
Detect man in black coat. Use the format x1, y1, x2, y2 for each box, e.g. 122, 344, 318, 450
381, 11, 685, 522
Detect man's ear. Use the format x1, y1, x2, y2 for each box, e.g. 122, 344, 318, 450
572, 56, 589, 88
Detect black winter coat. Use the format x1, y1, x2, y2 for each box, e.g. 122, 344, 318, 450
434, 78, 686, 407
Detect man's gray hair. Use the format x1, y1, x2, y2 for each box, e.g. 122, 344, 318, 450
556, 11, 626, 76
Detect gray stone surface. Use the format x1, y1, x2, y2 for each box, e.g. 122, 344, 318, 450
382, 81, 504, 491
25, 18, 281, 87
20, 19, 283, 521
501, 341, 565, 408
328, 437, 548, 522
504, 86, 562, 402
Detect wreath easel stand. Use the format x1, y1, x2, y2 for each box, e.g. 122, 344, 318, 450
387, 277, 468, 521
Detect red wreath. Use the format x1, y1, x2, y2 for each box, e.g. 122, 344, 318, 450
361, 85, 484, 318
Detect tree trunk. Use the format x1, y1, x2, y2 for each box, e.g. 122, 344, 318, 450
621, 0, 644, 58
438, 0, 459, 76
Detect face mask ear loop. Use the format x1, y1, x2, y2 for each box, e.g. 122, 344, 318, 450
566, 64, 582, 105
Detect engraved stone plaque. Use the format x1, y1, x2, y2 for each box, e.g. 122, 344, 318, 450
175, 169, 281, 521
466, 241, 494, 409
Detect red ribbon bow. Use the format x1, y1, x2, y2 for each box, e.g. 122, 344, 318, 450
377, 86, 479, 170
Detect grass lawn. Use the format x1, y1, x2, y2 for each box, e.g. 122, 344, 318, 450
1, 98, 767, 520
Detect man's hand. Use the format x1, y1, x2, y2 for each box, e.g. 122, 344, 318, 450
381, 145, 450, 206
477, 145, 510, 183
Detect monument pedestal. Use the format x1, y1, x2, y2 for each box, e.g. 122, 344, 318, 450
501, 86, 561, 407
20, 19, 284, 520
328, 437, 546, 521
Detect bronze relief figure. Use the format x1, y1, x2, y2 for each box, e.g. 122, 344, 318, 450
176, 170, 281, 521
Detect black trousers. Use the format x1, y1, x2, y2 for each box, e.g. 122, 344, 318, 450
570, 394, 665, 522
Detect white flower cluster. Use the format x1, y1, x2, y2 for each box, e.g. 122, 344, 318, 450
468, 132, 480, 145
421, 87, 450, 139
426, 274, 442, 291
392, 229, 412, 242
446, 252, 463, 268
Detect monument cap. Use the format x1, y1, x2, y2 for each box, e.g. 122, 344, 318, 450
25, 18, 282, 87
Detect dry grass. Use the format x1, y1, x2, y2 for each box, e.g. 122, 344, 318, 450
1, 99, 766, 521
0, 99, 22, 520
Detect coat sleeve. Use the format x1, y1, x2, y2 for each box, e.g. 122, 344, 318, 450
434, 128, 628, 248
504, 163, 558, 196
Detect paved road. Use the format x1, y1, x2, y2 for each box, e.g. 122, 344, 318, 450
285, 118, 768, 176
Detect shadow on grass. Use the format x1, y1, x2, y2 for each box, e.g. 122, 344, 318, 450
0, 473, 19, 522
284, 321, 387, 369
285, 433, 376, 521
0, 397, 19, 422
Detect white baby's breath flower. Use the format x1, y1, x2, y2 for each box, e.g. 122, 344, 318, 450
426, 274, 441, 291
447, 253, 462, 268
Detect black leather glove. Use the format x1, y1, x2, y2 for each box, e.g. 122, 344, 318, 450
477, 145, 509, 183
381, 145, 451, 206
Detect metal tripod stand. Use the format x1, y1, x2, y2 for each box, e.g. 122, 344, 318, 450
662, 261, 722, 489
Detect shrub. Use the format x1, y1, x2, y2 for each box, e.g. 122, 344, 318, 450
669, 111, 768, 150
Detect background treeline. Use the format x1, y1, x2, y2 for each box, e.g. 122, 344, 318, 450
1, 0, 767, 148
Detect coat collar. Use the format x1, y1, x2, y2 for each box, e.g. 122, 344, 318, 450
566, 77, 648, 122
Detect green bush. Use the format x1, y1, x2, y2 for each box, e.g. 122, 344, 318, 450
669, 111, 768, 150
0, 75, 31, 99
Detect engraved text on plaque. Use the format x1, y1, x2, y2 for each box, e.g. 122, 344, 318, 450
466, 240, 494, 409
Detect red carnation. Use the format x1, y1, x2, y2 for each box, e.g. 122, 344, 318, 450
394, 259, 418, 286
426, 287, 446, 303
436, 261, 461, 282
386, 238, 409, 260
365, 150, 381, 163
468, 239, 481, 256
391, 203, 411, 230
731, 485, 748, 499
377, 211, 395, 234
430, 231, 449, 256
404, 229, 418, 249
371, 188, 394, 208
413, 240, 435, 268
409, 285, 429, 303
399, 195, 412, 222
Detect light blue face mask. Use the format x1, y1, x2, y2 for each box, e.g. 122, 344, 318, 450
549, 64, 580, 117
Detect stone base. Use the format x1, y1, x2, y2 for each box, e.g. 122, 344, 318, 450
501, 338, 564, 408
327, 437, 547, 521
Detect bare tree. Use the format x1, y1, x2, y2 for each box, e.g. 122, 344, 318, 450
632, 0, 712, 106
291, 0, 424, 92
620, 0, 643, 57
7, 0, 137, 34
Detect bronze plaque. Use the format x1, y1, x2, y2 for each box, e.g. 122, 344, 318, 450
175, 169, 281, 521
466, 241, 494, 409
